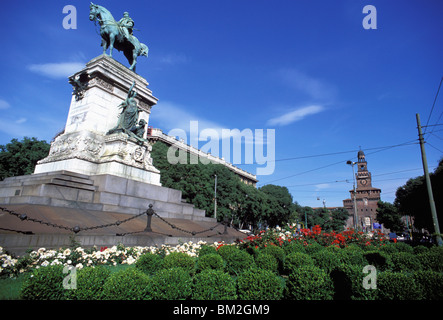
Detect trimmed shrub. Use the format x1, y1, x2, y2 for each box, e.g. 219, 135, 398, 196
363, 251, 392, 271
330, 264, 377, 300
283, 240, 306, 255
67, 265, 110, 300
163, 252, 196, 274
311, 250, 342, 274
377, 271, 422, 300
260, 246, 285, 271
255, 253, 278, 273
196, 253, 224, 272
417, 250, 443, 272
192, 269, 237, 300
413, 270, 443, 300
380, 242, 413, 254
135, 252, 164, 275
20, 265, 66, 300
303, 242, 323, 255
217, 244, 239, 259
237, 268, 283, 300
222, 249, 255, 276
337, 248, 368, 267
284, 252, 314, 274
198, 244, 217, 257
390, 252, 421, 272
285, 265, 334, 300
103, 267, 151, 300
412, 245, 429, 255
150, 267, 192, 300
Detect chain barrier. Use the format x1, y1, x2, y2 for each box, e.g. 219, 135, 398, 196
0, 204, 231, 238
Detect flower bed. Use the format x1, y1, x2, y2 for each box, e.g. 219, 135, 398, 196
1, 226, 442, 300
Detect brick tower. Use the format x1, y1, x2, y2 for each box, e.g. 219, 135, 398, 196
343, 150, 381, 230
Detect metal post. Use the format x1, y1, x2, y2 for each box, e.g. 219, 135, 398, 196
145, 204, 154, 232
416, 113, 442, 246
347, 161, 358, 230
214, 174, 217, 220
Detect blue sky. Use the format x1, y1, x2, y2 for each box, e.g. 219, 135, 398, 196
0, 0, 442, 208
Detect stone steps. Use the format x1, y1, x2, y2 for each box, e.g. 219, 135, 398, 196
0, 171, 212, 222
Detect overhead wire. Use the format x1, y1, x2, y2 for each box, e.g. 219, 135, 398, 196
423, 76, 443, 135
259, 139, 419, 185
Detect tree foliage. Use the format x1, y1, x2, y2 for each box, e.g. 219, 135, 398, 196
0, 137, 50, 180
151, 141, 295, 228
376, 200, 405, 232
394, 158, 443, 232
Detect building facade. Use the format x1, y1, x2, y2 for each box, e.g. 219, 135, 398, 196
343, 150, 381, 230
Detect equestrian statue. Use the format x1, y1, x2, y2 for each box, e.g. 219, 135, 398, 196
89, 3, 149, 72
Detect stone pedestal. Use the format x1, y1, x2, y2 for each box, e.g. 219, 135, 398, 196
34, 55, 161, 185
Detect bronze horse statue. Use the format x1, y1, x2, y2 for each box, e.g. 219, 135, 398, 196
89, 3, 149, 72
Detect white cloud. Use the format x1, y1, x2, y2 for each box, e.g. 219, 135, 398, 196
267, 105, 325, 126
15, 118, 27, 124
160, 53, 189, 65
315, 183, 330, 191
0, 99, 10, 110
28, 62, 85, 79
278, 68, 337, 101
151, 101, 223, 133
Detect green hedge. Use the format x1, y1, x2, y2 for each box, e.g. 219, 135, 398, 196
16, 242, 443, 301
255, 253, 279, 273
67, 265, 110, 300
192, 269, 237, 300
285, 265, 334, 300
196, 253, 224, 272
163, 252, 196, 274
377, 271, 422, 300
135, 252, 164, 275
237, 268, 283, 300
150, 267, 192, 300
219, 247, 255, 276
20, 265, 66, 300
102, 267, 151, 300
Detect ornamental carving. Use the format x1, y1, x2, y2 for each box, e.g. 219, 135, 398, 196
89, 77, 114, 92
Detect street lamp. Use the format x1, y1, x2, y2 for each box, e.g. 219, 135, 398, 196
347, 160, 358, 230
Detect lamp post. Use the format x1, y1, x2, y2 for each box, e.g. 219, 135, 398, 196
347, 160, 358, 230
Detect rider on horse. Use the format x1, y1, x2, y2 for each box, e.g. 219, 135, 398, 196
118, 12, 134, 42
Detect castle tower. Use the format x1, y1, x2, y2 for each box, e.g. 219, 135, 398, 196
343, 150, 381, 230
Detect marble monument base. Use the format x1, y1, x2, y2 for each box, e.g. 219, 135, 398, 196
34, 130, 161, 186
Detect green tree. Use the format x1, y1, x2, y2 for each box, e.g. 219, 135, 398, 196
329, 207, 350, 232
376, 200, 405, 232
394, 158, 443, 232
259, 184, 294, 227
150, 141, 295, 228
0, 137, 50, 180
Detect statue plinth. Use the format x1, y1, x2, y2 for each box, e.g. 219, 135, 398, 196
34, 55, 161, 185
